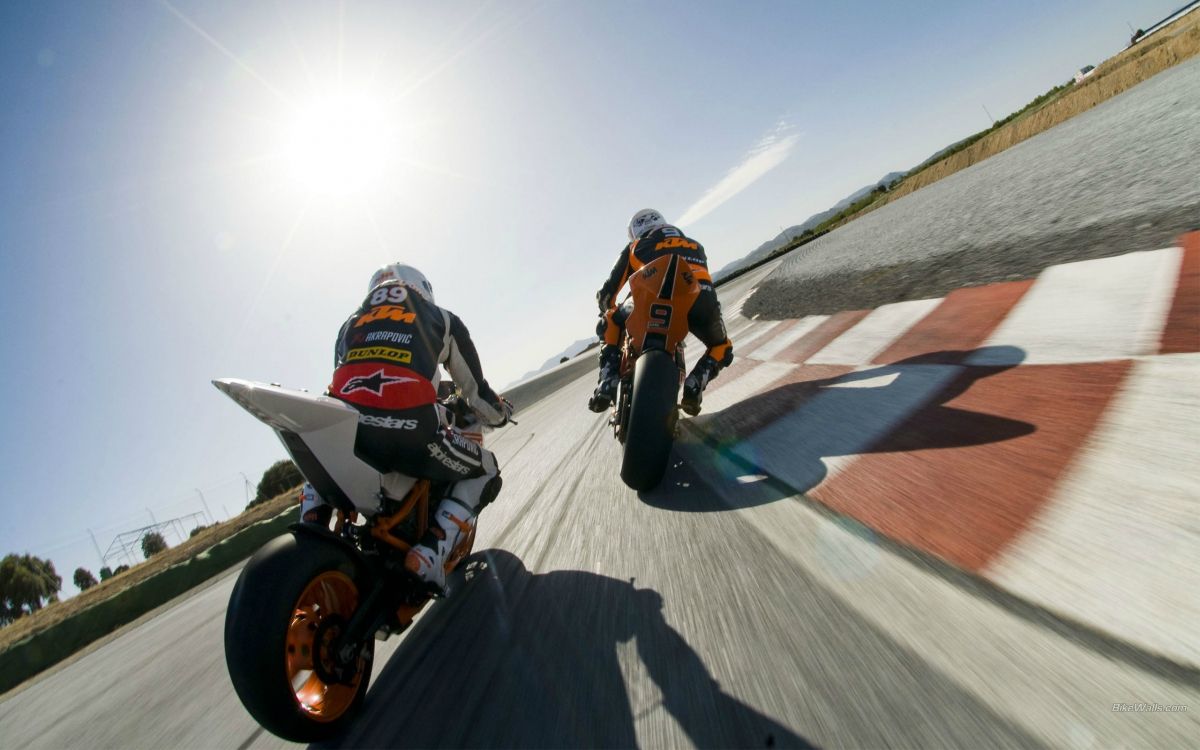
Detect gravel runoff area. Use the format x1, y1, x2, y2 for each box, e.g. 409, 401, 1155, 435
745, 55, 1200, 319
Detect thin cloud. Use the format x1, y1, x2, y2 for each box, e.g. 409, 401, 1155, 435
677, 122, 799, 228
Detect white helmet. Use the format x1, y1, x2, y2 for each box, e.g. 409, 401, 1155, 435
368, 263, 434, 303
628, 208, 667, 241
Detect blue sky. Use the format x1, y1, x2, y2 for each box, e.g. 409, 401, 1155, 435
0, 0, 1180, 594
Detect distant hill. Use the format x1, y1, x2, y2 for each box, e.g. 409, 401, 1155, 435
506, 336, 599, 389
714, 170, 906, 281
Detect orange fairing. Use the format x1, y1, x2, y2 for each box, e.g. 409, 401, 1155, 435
624, 254, 700, 356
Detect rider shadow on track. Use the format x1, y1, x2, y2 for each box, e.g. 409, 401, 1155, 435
319, 549, 815, 749
644, 346, 1031, 512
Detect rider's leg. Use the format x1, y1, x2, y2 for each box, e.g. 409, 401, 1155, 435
299, 483, 333, 526
353, 405, 501, 594
589, 306, 626, 412
682, 287, 733, 416
403, 426, 501, 594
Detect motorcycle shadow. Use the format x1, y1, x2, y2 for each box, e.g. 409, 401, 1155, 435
317, 548, 815, 749
642, 347, 1033, 512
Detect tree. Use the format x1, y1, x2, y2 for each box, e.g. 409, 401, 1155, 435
142, 531, 168, 559
250, 459, 303, 508
99, 566, 114, 581
73, 567, 99, 592
0, 553, 62, 625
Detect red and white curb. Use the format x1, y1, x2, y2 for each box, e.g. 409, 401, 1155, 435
682, 231, 1200, 668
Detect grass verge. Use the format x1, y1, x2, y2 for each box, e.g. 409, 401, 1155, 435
0, 487, 301, 694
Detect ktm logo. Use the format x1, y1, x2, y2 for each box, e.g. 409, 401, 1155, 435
655, 237, 698, 251
355, 305, 417, 327
641, 266, 659, 279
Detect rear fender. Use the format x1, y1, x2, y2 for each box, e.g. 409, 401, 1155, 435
288, 523, 376, 581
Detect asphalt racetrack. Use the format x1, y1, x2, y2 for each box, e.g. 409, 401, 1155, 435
2, 59, 1199, 750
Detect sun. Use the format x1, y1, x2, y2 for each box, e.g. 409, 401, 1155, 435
279, 90, 397, 198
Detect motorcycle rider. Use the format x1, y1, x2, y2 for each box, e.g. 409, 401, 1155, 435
316, 263, 511, 595
589, 209, 733, 416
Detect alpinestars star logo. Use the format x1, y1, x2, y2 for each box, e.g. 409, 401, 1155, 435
340, 369, 417, 396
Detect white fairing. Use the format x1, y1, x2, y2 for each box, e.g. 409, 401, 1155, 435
213, 378, 415, 515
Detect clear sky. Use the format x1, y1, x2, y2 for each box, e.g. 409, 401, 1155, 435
0, 0, 1180, 595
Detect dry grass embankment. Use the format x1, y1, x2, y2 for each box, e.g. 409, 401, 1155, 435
0, 486, 301, 653
877, 11, 1200, 208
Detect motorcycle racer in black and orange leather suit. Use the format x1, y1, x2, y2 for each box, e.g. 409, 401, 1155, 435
589, 209, 733, 416
325, 263, 511, 594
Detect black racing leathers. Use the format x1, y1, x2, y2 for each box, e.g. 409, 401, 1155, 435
329, 281, 504, 483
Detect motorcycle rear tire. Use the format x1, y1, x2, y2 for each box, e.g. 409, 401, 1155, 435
224, 532, 374, 743
620, 349, 680, 491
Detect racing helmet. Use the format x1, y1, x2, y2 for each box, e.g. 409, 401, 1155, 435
627, 208, 667, 241
368, 263, 434, 303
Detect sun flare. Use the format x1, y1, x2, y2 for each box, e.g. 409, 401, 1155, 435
279, 90, 397, 198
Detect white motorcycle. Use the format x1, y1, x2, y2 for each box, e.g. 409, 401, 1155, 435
213, 378, 491, 742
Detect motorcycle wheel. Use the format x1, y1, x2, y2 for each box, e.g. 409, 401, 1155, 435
620, 349, 680, 491
224, 532, 374, 742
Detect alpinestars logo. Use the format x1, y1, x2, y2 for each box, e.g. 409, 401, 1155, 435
428, 444, 470, 474
340, 369, 417, 396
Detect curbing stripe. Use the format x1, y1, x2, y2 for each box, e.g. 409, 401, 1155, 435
810, 361, 1133, 572
728, 319, 787, 358
808, 298, 943, 365
748, 315, 830, 361
777, 309, 872, 363
990, 354, 1200, 668
873, 280, 1034, 364
967, 248, 1182, 364
1160, 231, 1200, 354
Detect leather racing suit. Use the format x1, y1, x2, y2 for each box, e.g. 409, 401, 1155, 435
594, 225, 733, 408
329, 280, 506, 514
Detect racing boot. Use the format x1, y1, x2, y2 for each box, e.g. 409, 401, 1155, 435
405, 498, 476, 596
588, 345, 622, 412
299, 483, 333, 526
681, 355, 721, 416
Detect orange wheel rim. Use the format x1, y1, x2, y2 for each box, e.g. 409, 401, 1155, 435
284, 571, 363, 722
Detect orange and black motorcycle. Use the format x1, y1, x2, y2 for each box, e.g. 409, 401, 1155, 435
212, 378, 500, 742
606, 253, 701, 491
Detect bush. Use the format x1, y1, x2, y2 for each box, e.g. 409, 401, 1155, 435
113, 565, 130, 576
99, 566, 113, 581
73, 568, 98, 592
250, 460, 303, 508
189, 524, 211, 538
142, 532, 168, 559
